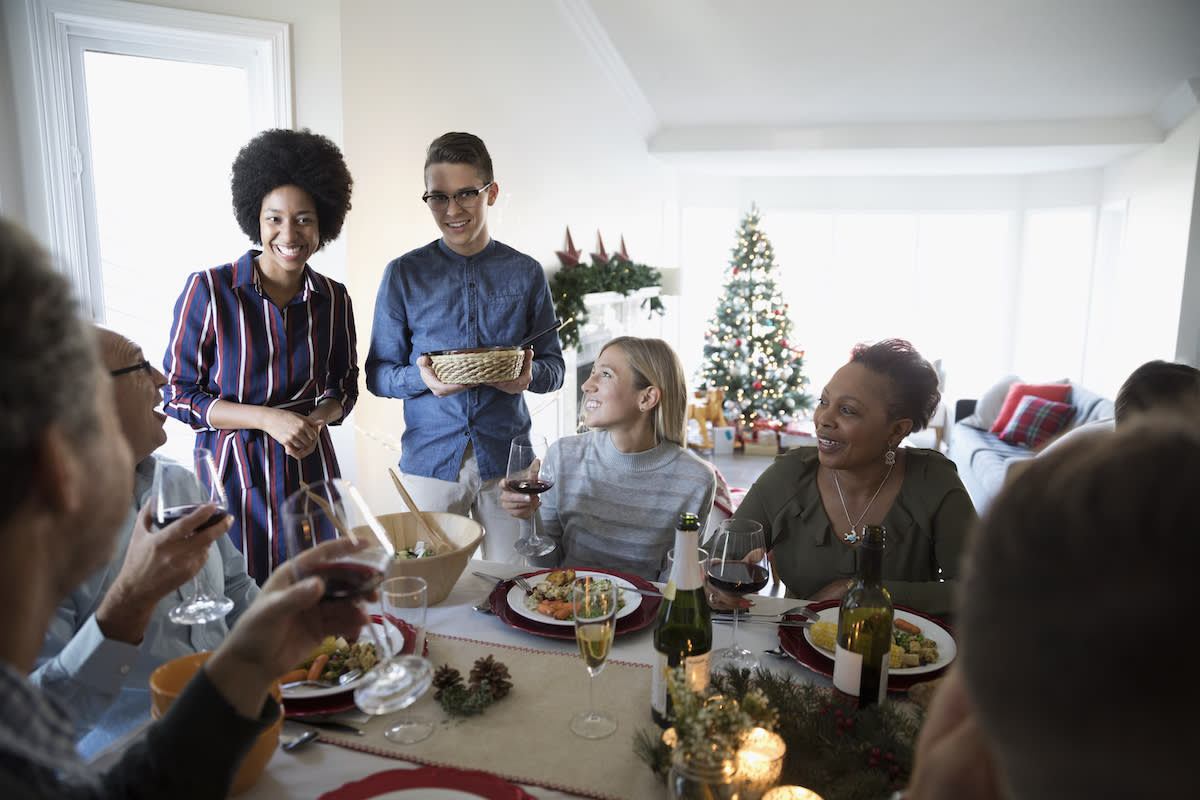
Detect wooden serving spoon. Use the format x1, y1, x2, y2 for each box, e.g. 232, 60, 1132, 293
388, 468, 454, 554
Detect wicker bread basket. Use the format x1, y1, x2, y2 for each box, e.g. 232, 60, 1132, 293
426, 347, 523, 385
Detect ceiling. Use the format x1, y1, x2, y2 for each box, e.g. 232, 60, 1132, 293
571, 0, 1200, 176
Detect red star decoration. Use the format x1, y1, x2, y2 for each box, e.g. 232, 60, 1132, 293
591, 231, 609, 264
555, 227, 582, 268
617, 235, 631, 261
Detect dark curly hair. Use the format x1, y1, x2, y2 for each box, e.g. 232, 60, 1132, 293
231, 128, 353, 248
424, 132, 493, 183
849, 338, 940, 431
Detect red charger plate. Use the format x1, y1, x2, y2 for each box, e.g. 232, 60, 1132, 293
488, 567, 661, 640
283, 616, 423, 718
777, 599, 954, 692
319, 766, 535, 799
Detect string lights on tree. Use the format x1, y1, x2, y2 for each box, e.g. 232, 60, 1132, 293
696, 205, 812, 428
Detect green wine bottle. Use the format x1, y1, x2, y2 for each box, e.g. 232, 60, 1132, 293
650, 512, 712, 727
833, 524, 893, 707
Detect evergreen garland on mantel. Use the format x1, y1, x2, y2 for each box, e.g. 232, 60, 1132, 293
550, 228, 664, 351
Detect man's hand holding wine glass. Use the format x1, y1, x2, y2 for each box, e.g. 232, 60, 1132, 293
204, 537, 373, 720
95, 503, 233, 644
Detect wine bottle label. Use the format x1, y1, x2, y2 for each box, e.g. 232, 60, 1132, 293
832, 644, 863, 695
662, 580, 677, 601
650, 651, 712, 717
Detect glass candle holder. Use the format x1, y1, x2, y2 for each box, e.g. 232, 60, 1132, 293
736, 727, 786, 800
762, 787, 825, 800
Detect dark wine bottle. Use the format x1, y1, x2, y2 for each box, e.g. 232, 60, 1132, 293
650, 512, 712, 727
833, 524, 893, 707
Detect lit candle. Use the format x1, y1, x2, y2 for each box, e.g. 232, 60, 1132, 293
736, 727, 786, 800
761, 787, 824, 800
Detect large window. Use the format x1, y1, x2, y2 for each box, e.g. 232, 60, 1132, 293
26, 0, 290, 463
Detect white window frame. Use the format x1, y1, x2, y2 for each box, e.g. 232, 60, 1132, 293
23, 0, 291, 317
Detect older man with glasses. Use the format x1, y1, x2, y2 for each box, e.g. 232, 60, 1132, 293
32, 327, 259, 758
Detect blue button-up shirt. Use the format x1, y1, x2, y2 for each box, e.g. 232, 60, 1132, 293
365, 238, 565, 481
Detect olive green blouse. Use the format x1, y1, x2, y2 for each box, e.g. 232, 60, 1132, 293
730, 447, 977, 619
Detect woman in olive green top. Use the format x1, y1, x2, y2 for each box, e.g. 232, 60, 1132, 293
731, 339, 976, 618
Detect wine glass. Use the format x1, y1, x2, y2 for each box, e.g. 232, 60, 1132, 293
706, 518, 769, 670
356, 576, 435, 744
150, 448, 234, 624
569, 576, 619, 739
507, 434, 556, 558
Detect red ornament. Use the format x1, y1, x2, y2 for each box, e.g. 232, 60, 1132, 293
591, 231, 609, 264
733, 268, 739, 275
555, 226, 582, 268
753, 381, 763, 390
735, 339, 742, 347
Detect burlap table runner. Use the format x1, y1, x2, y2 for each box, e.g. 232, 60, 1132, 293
315, 633, 663, 799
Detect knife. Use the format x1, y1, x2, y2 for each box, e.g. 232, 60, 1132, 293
293, 718, 365, 736
712, 616, 812, 628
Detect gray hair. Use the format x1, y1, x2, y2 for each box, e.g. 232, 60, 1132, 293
0, 217, 100, 518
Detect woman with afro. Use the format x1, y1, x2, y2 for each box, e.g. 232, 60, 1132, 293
163, 128, 358, 584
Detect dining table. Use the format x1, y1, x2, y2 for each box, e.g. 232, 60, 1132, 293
90, 559, 841, 799
232, 559, 835, 799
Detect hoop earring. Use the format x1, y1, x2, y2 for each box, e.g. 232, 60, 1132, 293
884, 448, 896, 466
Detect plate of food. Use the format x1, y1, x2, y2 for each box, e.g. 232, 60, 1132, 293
319, 766, 536, 799
280, 621, 396, 701
487, 567, 661, 640
777, 599, 955, 691
504, 568, 642, 627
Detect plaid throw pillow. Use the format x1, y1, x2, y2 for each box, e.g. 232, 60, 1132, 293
999, 395, 1077, 449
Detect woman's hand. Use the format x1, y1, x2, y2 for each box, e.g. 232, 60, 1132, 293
499, 477, 539, 520
260, 407, 325, 459
808, 576, 853, 604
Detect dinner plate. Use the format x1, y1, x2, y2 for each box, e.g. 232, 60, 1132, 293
319, 766, 535, 799
504, 570, 643, 627
281, 621, 402, 701
488, 567, 661, 640
283, 617, 422, 718
778, 599, 955, 692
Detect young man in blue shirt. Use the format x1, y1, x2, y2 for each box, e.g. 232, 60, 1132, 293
365, 132, 564, 562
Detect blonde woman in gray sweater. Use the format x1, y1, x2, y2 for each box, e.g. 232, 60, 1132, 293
500, 337, 716, 580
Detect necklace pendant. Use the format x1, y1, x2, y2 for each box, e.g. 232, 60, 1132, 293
844, 527, 859, 544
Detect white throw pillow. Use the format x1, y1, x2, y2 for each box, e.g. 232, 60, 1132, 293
960, 375, 1020, 430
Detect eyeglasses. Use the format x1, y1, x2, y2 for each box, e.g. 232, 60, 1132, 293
110, 359, 152, 377
421, 183, 493, 212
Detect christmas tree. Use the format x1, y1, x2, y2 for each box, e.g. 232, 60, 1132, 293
696, 205, 812, 428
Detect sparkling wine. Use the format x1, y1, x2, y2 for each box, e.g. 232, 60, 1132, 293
833, 525, 893, 707
651, 513, 712, 727
155, 503, 226, 530
310, 561, 385, 600
575, 620, 614, 673
706, 561, 770, 595
510, 479, 554, 495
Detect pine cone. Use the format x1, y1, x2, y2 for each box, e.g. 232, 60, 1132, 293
469, 655, 512, 700
432, 665, 463, 701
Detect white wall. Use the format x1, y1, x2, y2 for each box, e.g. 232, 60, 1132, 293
339, 0, 677, 511
1102, 109, 1200, 384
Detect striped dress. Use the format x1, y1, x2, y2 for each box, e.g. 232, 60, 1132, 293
162, 251, 358, 583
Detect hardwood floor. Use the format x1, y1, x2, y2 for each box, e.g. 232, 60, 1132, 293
700, 450, 778, 491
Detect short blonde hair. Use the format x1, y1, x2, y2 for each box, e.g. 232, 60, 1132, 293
598, 337, 688, 447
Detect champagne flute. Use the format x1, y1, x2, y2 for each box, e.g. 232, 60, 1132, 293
570, 576, 618, 739
150, 448, 234, 624
507, 434, 556, 558
356, 576, 435, 743
706, 518, 769, 670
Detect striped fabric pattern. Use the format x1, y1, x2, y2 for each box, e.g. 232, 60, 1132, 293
998, 394, 1076, 449
162, 251, 358, 582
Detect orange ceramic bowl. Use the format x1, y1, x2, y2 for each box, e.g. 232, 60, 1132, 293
148, 651, 282, 795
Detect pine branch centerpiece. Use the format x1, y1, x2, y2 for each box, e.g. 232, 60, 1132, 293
550, 228, 664, 351
635, 667, 923, 800
696, 206, 812, 431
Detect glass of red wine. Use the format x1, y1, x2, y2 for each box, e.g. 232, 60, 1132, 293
706, 518, 769, 670
507, 434, 557, 558
150, 447, 234, 624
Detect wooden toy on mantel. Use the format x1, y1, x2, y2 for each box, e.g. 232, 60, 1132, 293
688, 388, 727, 450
